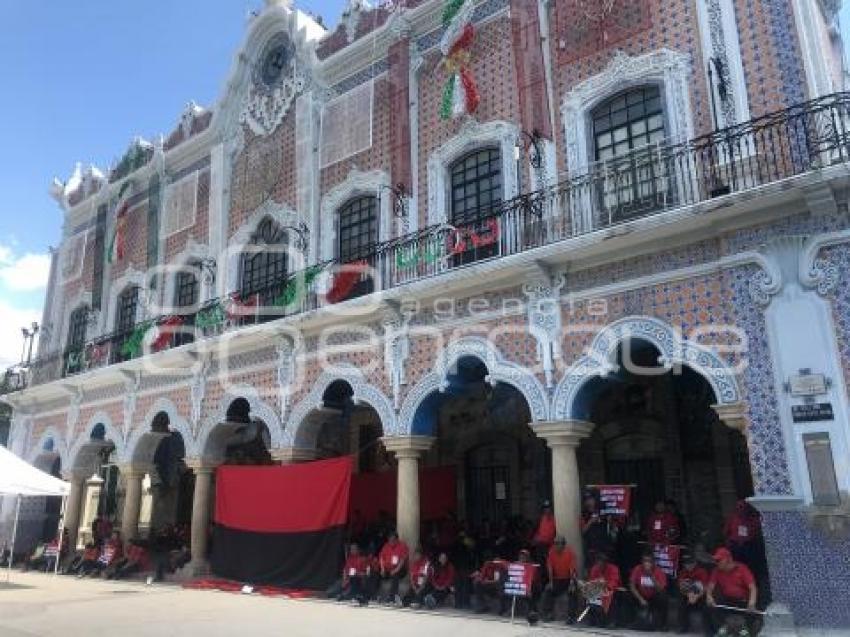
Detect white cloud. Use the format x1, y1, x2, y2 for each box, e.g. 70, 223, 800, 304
0, 300, 41, 371
0, 249, 50, 292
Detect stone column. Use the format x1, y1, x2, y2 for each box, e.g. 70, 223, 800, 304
534, 420, 594, 572
120, 468, 145, 544
381, 436, 434, 551
62, 472, 87, 551
187, 461, 217, 575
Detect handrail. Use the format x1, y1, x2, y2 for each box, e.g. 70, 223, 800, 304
23, 91, 850, 388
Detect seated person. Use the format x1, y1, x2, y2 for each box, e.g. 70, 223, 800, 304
677, 552, 709, 633
94, 531, 123, 577
404, 547, 433, 608
471, 554, 508, 614
22, 542, 47, 572
541, 536, 579, 623
377, 531, 409, 604
43, 536, 65, 573
338, 543, 371, 606
581, 552, 621, 628
629, 553, 669, 631
706, 548, 760, 636
72, 543, 101, 577
500, 549, 540, 620
109, 540, 149, 580
423, 552, 455, 609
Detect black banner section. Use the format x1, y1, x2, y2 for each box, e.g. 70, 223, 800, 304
211, 524, 345, 589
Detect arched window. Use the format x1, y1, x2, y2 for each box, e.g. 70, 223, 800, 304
173, 262, 200, 346
591, 85, 667, 219
449, 148, 502, 265
64, 305, 89, 375
336, 196, 378, 298
113, 286, 140, 362
240, 217, 288, 318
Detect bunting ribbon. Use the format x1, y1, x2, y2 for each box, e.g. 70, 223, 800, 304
326, 261, 368, 304
150, 316, 184, 352
196, 303, 226, 330
121, 321, 153, 359
225, 292, 259, 321
273, 264, 326, 308
439, 0, 479, 120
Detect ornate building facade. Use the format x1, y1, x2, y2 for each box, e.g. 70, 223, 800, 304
2, 0, 850, 630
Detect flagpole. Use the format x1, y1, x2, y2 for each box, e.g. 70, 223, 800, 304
6, 494, 21, 583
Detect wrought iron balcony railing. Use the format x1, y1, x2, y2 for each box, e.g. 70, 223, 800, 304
24, 92, 850, 388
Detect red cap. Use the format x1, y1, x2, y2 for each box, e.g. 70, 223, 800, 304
712, 548, 732, 562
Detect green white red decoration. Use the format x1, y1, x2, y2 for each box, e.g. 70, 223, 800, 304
439, 0, 479, 120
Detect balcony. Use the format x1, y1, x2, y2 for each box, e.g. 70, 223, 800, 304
25, 92, 850, 389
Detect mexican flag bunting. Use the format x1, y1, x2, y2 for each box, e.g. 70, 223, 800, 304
439, 1, 479, 120
107, 181, 132, 264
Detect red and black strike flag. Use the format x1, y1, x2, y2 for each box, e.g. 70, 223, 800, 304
211, 456, 352, 589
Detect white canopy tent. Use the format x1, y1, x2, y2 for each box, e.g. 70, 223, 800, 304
0, 445, 71, 581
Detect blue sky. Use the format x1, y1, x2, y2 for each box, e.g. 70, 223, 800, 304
0, 1, 847, 369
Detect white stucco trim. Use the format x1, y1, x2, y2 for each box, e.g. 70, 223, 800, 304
59, 289, 93, 353
27, 426, 68, 468
105, 267, 148, 332
426, 119, 520, 226
561, 49, 694, 175
319, 168, 391, 262
125, 396, 195, 462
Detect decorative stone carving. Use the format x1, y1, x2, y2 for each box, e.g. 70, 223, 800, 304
551, 316, 742, 420
240, 71, 307, 137
426, 119, 520, 225
63, 385, 84, 441
341, 0, 367, 43
749, 236, 841, 307
808, 257, 839, 296
179, 101, 206, 140
382, 302, 411, 408
523, 273, 566, 388
561, 49, 692, 174
120, 370, 142, 438
196, 385, 285, 458
275, 334, 297, 419
190, 355, 212, 432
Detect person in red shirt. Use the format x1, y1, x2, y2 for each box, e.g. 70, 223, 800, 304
645, 500, 681, 545
423, 552, 455, 609
628, 553, 669, 631
583, 552, 621, 628
471, 553, 508, 614
707, 547, 759, 635
404, 547, 433, 608
723, 500, 764, 577
377, 531, 409, 604
94, 531, 123, 577
532, 501, 556, 563
75, 543, 101, 577
338, 543, 371, 605
541, 536, 578, 623
676, 552, 710, 633
110, 539, 149, 580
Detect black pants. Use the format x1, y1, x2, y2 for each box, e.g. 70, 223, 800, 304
380, 571, 406, 600
633, 592, 669, 631
678, 596, 708, 634
339, 576, 369, 603
541, 578, 578, 621
473, 581, 502, 613
77, 559, 100, 576
403, 585, 428, 606
418, 583, 452, 608
112, 561, 142, 580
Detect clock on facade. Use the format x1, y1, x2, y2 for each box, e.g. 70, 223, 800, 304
260, 40, 294, 88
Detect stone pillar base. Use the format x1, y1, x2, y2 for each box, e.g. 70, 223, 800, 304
762, 603, 797, 636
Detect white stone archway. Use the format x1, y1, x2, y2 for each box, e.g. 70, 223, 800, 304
284, 364, 398, 447
27, 426, 68, 470
397, 336, 550, 436
195, 384, 284, 460
125, 397, 197, 464
551, 315, 742, 421
69, 411, 126, 471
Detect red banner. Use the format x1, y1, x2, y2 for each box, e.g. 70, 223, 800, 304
597, 485, 632, 517
503, 562, 538, 597
652, 544, 681, 578
349, 466, 456, 524
215, 456, 352, 533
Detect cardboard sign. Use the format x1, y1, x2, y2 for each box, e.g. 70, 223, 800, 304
652, 544, 681, 577
597, 485, 632, 517
503, 562, 538, 597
